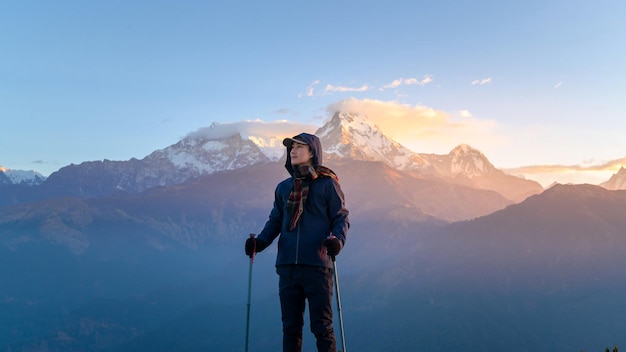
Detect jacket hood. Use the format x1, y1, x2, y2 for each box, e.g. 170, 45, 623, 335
283, 133, 323, 175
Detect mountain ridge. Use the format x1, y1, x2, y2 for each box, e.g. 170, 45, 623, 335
0, 111, 543, 206
0, 159, 516, 256
318, 112, 430, 170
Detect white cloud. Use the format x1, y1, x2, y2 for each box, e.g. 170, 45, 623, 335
185, 120, 316, 141
185, 120, 318, 161
458, 110, 473, 118
504, 159, 626, 187
381, 75, 433, 90
324, 84, 369, 93
471, 77, 492, 85
299, 80, 320, 97
303, 75, 433, 97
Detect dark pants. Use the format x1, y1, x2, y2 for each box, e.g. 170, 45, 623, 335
277, 265, 336, 352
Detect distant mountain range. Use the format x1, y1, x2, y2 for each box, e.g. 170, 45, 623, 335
0, 112, 543, 206
1, 112, 626, 351
4, 112, 625, 198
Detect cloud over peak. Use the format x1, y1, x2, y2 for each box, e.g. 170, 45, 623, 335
471, 77, 492, 85
185, 119, 316, 141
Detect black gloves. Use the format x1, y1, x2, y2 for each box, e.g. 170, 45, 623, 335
245, 236, 267, 258
324, 236, 342, 257
245, 234, 342, 259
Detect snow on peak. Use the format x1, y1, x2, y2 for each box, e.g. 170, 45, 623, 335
149, 133, 269, 175
184, 120, 316, 161
317, 112, 429, 169
138, 120, 319, 181
0, 167, 46, 185
451, 144, 475, 155
449, 144, 496, 176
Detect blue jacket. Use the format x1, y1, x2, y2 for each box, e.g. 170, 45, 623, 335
257, 133, 349, 268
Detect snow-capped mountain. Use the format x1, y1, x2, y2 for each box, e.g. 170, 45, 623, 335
40, 112, 436, 196
143, 132, 271, 180
317, 112, 429, 170
420, 145, 543, 202
600, 167, 626, 190
183, 121, 307, 162
315, 112, 512, 181
315, 112, 541, 202
0, 166, 46, 186
2, 111, 541, 203
421, 144, 499, 178
40, 132, 273, 197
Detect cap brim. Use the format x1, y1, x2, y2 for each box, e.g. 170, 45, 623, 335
282, 137, 307, 147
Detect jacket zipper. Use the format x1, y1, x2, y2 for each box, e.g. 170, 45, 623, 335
295, 225, 300, 264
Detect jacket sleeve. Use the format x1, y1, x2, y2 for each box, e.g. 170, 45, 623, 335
327, 179, 349, 246
256, 184, 284, 245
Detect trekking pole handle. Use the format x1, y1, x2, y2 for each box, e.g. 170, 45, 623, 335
249, 233, 256, 262
327, 234, 336, 262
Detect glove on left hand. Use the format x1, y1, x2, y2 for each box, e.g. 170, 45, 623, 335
323, 237, 342, 257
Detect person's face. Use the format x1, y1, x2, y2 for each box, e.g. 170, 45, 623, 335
290, 142, 313, 166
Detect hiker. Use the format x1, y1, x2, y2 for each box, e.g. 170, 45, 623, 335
245, 132, 349, 352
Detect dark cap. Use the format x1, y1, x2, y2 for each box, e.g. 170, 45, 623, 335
282, 136, 308, 148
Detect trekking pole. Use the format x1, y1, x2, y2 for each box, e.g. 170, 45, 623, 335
332, 255, 347, 352
245, 234, 256, 352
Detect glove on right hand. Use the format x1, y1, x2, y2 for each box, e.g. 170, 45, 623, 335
245, 236, 267, 258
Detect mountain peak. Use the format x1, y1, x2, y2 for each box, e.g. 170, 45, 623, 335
600, 166, 626, 190
420, 144, 498, 178
184, 121, 310, 161
147, 131, 271, 176
450, 143, 478, 155
448, 144, 498, 177
317, 111, 429, 169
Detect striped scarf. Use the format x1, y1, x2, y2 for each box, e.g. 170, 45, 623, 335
287, 165, 339, 231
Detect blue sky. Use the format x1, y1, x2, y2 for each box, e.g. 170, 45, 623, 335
1, 1, 625, 186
